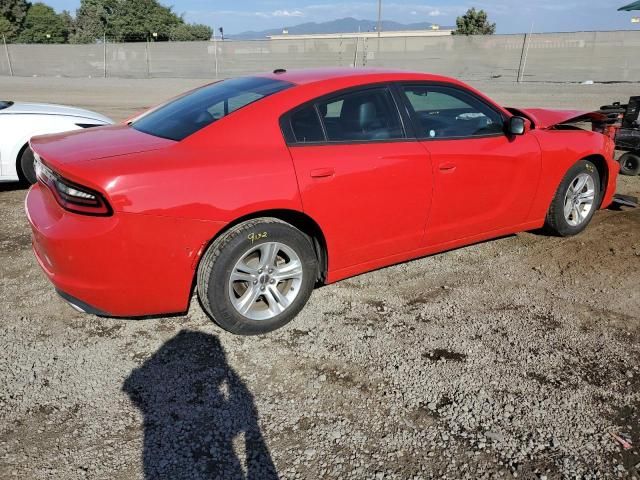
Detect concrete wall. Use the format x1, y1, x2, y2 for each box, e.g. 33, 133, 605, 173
1, 30, 638, 83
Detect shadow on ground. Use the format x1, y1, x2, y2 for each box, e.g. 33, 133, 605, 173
123, 330, 278, 480
0, 182, 27, 192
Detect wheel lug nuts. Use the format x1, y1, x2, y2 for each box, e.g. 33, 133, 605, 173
258, 269, 263, 274
268, 268, 273, 274
253, 280, 257, 285
270, 279, 275, 284
260, 286, 265, 291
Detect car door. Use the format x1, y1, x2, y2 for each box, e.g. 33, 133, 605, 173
398, 83, 542, 247
284, 85, 433, 272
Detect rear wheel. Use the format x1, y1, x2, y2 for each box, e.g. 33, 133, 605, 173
18, 145, 37, 185
544, 159, 601, 237
619, 152, 640, 176
197, 218, 318, 335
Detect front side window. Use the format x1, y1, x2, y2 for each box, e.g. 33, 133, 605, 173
132, 77, 292, 141
316, 88, 404, 142
402, 85, 504, 139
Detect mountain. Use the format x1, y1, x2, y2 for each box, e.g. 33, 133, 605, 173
227, 17, 441, 40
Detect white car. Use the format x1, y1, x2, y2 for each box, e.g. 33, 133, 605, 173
0, 101, 113, 184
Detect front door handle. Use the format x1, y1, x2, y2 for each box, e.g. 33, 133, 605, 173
310, 167, 335, 178
438, 162, 457, 173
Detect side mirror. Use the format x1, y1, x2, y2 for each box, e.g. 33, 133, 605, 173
507, 116, 526, 136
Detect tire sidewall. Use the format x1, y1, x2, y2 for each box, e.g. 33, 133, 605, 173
205, 221, 317, 335
551, 160, 601, 236
19, 146, 37, 185
619, 152, 640, 176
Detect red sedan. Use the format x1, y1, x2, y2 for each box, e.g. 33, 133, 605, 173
26, 68, 618, 334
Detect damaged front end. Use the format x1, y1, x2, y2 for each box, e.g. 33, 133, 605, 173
506, 107, 620, 138
508, 98, 640, 177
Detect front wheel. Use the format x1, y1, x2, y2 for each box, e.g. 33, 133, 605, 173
197, 218, 318, 335
544, 159, 601, 237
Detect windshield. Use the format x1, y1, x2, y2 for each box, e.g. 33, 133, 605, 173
0, 101, 14, 111
132, 77, 292, 141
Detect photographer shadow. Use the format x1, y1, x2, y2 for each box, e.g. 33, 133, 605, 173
123, 330, 279, 480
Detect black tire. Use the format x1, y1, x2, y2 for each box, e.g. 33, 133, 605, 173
197, 218, 318, 335
19, 145, 37, 185
619, 152, 640, 176
544, 159, 601, 237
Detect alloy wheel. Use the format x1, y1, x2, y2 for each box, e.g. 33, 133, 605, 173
228, 242, 304, 321
563, 173, 595, 227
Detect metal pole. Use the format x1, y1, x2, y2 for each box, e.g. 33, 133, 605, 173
145, 40, 150, 78
213, 30, 219, 79
517, 23, 534, 83
353, 37, 359, 68
377, 0, 382, 37
2, 34, 13, 76
103, 33, 107, 78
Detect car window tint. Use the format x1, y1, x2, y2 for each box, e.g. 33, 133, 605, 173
403, 86, 504, 139
317, 88, 404, 142
290, 106, 325, 143
132, 77, 292, 141
207, 92, 264, 120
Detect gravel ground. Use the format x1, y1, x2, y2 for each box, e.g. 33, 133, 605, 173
0, 77, 639, 480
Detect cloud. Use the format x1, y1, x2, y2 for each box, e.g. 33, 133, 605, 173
272, 9, 304, 17
428, 9, 442, 17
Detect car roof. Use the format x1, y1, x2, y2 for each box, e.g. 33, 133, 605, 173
260, 67, 462, 87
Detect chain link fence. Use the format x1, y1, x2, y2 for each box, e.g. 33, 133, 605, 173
1, 30, 638, 83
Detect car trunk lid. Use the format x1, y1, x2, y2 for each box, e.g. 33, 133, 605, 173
30, 124, 175, 166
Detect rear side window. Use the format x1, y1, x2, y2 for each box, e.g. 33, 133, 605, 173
290, 106, 324, 143
132, 77, 292, 141
317, 88, 404, 142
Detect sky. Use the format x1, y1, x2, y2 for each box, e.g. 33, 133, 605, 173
45, 0, 640, 34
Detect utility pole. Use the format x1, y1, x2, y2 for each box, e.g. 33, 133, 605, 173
377, 0, 382, 37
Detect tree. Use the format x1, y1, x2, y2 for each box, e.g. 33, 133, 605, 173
453, 7, 496, 35
71, 0, 117, 43
169, 23, 212, 41
0, 0, 30, 41
109, 0, 181, 41
71, 0, 208, 43
0, 16, 14, 40
17, 3, 68, 43
59, 10, 75, 41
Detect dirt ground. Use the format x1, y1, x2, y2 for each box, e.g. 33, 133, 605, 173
0, 77, 639, 479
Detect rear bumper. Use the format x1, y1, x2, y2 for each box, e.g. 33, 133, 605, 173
56, 289, 110, 316
26, 184, 224, 317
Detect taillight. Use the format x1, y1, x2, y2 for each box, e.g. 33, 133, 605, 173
34, 154, 112, 216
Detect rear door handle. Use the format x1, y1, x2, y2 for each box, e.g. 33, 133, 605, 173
310, 167, 335, 178
438, 162, 457, 172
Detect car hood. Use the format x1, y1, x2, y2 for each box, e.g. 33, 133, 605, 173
0, 102, 113, 124
30, 124, 175, 165
510, 108, 601, 129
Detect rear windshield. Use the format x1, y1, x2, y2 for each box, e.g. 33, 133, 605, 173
132, 77, 292, 141
0, 101, 14, 110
